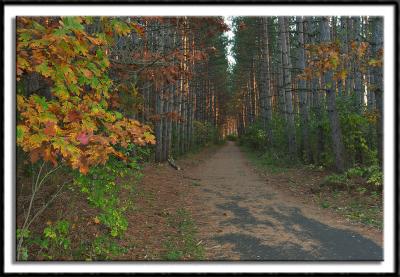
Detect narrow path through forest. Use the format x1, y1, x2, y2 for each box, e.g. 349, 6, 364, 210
185, 141, 382, 260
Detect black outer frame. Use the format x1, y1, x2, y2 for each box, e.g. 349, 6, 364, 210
1, 0, 398, 275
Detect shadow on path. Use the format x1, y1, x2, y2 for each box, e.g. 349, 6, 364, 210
214, 205, 382, 260
191, 142, 382, 261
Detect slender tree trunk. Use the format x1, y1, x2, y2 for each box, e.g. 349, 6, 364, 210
259, 17, 273, 145
321, 16, 346, 172
371, 17, 383, 167
279, 17, 297, 158
297, 16, 311, 163
353, 16, 364, 113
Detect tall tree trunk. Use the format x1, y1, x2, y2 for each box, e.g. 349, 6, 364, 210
279, 17, 297, 158
320, 16, 346, 172
371, 17, 383, 167
353, 16, 364, 113
155, 88, 164, 162
259, 17, 273, 145
297, 16, 311, 163
308, 16, 324, 164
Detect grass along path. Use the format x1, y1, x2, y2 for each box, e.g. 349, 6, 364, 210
241, 145, 383, 229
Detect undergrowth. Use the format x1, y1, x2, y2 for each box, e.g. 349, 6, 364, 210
163, 208, 204, 260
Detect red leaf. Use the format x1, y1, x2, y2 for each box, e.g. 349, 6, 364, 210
67, 110, 82, 122
43, 121, 56, 136
77, 132, 89, 145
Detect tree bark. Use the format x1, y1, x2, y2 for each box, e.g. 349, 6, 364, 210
320, 16, 346, 172
279, 17, 297, 158
297, 16, 311, 163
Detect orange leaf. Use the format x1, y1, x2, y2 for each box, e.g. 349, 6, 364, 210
44, 121, 57, 136
29, 148, 41, 163
79, 164, 89, 174
82, 69, 93, 78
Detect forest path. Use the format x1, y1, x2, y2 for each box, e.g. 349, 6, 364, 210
185, 141, 382, 260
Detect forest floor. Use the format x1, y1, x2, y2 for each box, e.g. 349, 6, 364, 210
118, 141, 382, 261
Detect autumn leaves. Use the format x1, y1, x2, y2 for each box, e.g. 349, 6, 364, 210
16, 17, 156, 174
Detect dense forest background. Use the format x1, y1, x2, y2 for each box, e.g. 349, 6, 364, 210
231, 16, 383, 173
16, 16, 383, 261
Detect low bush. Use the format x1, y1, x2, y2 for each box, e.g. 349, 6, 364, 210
225, 134, 237, 141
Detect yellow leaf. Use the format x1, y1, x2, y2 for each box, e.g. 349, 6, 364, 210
93, 217, 100, 224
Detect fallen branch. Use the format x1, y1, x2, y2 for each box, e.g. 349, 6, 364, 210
168, 157, 181, 171
183, 175, 201, 181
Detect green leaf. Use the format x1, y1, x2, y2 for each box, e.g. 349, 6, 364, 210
33, 95, 48, 110
111, 229, 118, 237
83, 16, 94, 24
30, 133, 47, 146
17, 228, 30, 239
43, 227, 57, 239
54, 86, 70, 101
91, 77, 99, 88
19, 32, 31, 42
32, 21, 46, 32
114, 112, 123, 120
62, 17, 84, 31
39, 111, 58, 123
17, 126, 24, 140
35, 62, 52, 78
96, 49, 104, 59
53, 28, 68, 36
21, 248, 29, 261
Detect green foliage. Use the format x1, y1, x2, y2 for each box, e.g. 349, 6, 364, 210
43, 220, 71, 250
336, 95, 374, 166
238, 118, 300, 168
323, 165, 382, 189
80, 234, 128, 261
321, 201, 330, 209
72, 143, 147, 239
19, 220, 72, 260
192, 120, 221, 150
225, 134, 237, 141
125, 143, 152, 164
163, 208, 204, 260
242, 146, 290, 173
73, 157, 132, 237
238, 121, 267, 151
362, 165, 383, 186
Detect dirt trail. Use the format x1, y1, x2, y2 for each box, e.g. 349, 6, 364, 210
185, 141, 382, 261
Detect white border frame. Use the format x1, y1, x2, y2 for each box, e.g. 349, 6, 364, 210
4, 4, 396, 274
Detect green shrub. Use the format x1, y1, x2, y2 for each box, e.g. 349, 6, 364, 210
322, 165, 382, 189
192, 120, 221, 148
225, 134, 237, 141
238, 122, 267, 150
73, 157, 131, 237
18, 220, 72, 260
